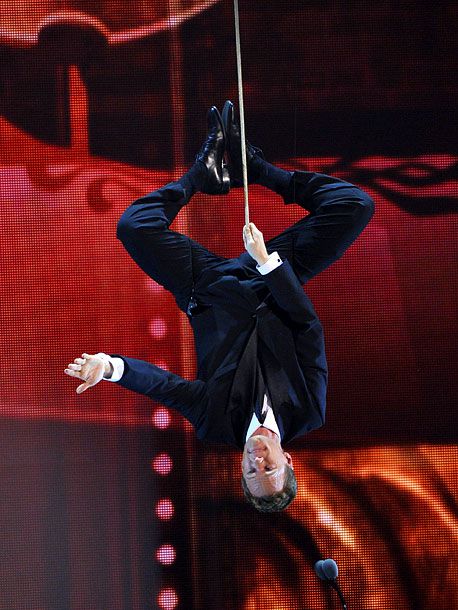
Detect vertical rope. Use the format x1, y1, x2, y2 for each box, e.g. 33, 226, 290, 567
233, 0, 250, 225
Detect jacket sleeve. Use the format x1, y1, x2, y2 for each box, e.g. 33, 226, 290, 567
262, 260, 328, 422
111, 355, 208, 429
261, 259, 320, 326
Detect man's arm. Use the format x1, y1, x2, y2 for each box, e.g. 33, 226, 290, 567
243, 223, 327, 379
115, 356, 207, 426
243, 222, 317, 325
260, 259, 319, 325
259, 260, 327, 428
65, 353, 208, 429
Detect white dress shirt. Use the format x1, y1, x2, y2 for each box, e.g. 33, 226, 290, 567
245, 393, 282, 440
256, 251, 282, 275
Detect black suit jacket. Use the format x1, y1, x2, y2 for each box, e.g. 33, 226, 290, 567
115, 258, 327, 449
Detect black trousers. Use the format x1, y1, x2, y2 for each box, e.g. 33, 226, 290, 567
116, 171, 374, 313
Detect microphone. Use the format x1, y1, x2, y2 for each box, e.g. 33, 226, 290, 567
314, 559, 348, 609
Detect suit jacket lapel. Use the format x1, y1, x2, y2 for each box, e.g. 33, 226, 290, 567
226, 322, 257, 414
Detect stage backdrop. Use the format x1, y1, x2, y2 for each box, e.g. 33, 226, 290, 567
1, 1, 457, 609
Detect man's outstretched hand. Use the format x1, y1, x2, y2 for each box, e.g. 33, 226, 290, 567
64, 353, 111, 394
243, 223, 269, 266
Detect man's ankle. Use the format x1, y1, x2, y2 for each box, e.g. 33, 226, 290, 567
180, 161, 207, 195
248, 155, 264, 184
252, 159, 292, 196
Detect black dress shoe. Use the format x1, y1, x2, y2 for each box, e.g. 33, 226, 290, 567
195, 106, 230, 195
222, 100, 264, 187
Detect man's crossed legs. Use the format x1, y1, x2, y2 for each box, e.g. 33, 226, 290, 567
116, 104, 374, 314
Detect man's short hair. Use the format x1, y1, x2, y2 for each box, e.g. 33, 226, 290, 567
241, 465, 297, 513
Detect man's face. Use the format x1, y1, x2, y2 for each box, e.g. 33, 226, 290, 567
241, 433, 293, 497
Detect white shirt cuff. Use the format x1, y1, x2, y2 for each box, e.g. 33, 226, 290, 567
96, 353, 125, 382
256, 251, 283, 275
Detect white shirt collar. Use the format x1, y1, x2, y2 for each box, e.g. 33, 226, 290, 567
245, 393, 281, 441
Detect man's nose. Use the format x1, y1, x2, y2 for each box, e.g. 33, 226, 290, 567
251, 456, 264, 471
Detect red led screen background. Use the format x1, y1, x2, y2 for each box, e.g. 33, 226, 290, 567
1, 1, 458, 609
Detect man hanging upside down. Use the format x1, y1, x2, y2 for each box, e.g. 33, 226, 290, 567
65, 101, 374, 512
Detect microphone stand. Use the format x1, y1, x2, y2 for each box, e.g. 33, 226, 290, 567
329, 579, 348, 610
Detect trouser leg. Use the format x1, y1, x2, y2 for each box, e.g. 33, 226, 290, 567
116, 177, 224, 312
255, 168, 375, 283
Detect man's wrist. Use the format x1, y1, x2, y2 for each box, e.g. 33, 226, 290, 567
256, 253, 269, 266
95, 353, 124, 382
103, 360, 114, 379
257, 251, 283, 275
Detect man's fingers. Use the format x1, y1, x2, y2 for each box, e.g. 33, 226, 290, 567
65, 353, 102, 394
68, 363, 82, 371
249, 222, 260, 233
76, 374, 99, 393
245, 223, 262, 240
243, 226, 254, 244
64, 368, 81, 378
76, 382, 90, 394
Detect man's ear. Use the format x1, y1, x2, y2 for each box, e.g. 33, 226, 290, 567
283, 451, 293, 468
